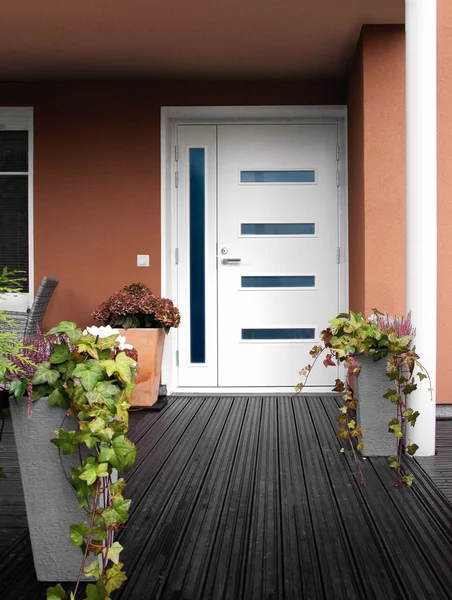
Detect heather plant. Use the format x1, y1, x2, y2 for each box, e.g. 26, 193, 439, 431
92, 282, 181, 331
297, 310, 432, 486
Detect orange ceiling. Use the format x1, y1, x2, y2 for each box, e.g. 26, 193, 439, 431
1, 0, 404, 80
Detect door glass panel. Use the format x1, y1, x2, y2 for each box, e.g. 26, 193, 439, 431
241, 328, 315, 340
241, 223, 315, 235
0, 174, 28, 290
242, 276, 315, 288
240, 170, 315, 183
189, 148, 206, 363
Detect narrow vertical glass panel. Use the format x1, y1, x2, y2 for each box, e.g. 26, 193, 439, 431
241, 276, 315, 288
189, 148, 206, 363
240, 170, 315, 183
242, 328, 315, 340
241, 223, 315, 236
0, 131, 28, 172
0, 175, 29, 289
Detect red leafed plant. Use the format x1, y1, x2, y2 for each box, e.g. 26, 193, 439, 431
91, 283, 181, 331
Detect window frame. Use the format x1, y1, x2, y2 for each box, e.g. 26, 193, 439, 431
0, 107, 34, 310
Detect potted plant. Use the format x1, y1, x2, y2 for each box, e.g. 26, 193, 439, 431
91, 283, 181, 408
8, 321, 137, 598
297, 310, 432, 486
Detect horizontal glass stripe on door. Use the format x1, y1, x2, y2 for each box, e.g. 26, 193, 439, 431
0, 131, 28, 172
241, 223, 315, 235
189, 148, 206, 364
240, 170, 316, 183
241, 328, 315, 340
241, 276, 315, 288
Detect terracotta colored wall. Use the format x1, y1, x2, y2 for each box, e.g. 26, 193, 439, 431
0, 79, 346, 330
347, 37, 365, 313
437, 0, 452, 404
347, 26, 406, 318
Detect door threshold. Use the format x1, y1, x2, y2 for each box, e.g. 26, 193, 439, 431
171, 386, 336, 396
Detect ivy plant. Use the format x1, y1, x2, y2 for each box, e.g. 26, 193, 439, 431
16, 321, 138, 599
297, 310, 432, 486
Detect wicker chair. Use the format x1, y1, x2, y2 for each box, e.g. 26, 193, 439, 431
2, 277, 59, 340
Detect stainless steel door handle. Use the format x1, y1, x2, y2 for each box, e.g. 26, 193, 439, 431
221, 258, 241, 265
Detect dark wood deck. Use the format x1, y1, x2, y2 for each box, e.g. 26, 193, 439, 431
1, 395, 452, 599
417, 419, 452, 503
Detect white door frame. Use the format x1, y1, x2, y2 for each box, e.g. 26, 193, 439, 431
161, 105, 348, 395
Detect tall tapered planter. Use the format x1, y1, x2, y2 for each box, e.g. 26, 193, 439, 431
119, 328, 166, 407
9, 398, 87, 581
355, 356, 398, 457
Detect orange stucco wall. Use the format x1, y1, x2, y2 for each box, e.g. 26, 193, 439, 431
0, 79, 345, 330
348, 26, 406, 319
348, 16, 452, 404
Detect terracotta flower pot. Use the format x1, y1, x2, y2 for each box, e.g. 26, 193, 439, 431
119, 328, 166, 408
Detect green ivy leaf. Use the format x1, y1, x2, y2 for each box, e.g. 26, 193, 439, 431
388, 423, 403, 438
95, 381, 122, 398
402, 473, 415, 487
115, 352, 136, 384
79, 459, 109, 486
70, 468, 93, 508
102, 499, 131, 526
101, 360, 117, 377
110, 478, 127, 497
70, 522, 91, 547
46, 321, 83, 342
96, 334, 120, 350
106, 541, 124, 564
85, 580, 109, 600
88, 416, 107, 434
0, 468, 6, 478
388, 456, 400, 470
105, 562, 127, 595
406, 443, 419, 456
51, 429, 78, 455
10, 378, 27, 400
31, 361, 60, 385
84, 558, 103, 579
73, 361, 105, 391
49, 344, 71, 365
98, 436, 136, 471
46, 584, 66, 599
417, 371, 427, 382
48, 388, 70, 409
32, 383, 54, 401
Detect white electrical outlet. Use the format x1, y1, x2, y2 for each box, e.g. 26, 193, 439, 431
137, 254, 150, 267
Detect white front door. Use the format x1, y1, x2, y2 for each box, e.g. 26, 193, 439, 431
176, 122, 341, 389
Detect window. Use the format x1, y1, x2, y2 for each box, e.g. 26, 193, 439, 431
0, 109, 33, 308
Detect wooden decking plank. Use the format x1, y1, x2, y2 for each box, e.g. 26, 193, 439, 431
323, 399, 445, 599
124, 396, 208, 499
2, 396, 452, 600
200, 397, 264, 600
156, 397, 251, 599
370, 457, 452, 598
241, 397, 284, 600
313, 395, 404, 599
325, 396, 444, 599
291, 396, 362, 599
277, 396, 324, 599
118, 397, 233, 599
417, 420, 452, 503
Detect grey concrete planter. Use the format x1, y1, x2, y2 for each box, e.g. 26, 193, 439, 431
355, 355, 398, 457
9, 397, 87, 581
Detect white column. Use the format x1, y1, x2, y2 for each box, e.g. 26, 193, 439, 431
406, 0, 437, 456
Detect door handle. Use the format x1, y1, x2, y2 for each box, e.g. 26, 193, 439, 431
221, 258, 241, 265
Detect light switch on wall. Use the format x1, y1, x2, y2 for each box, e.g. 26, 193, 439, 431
137, 254, 150, 267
